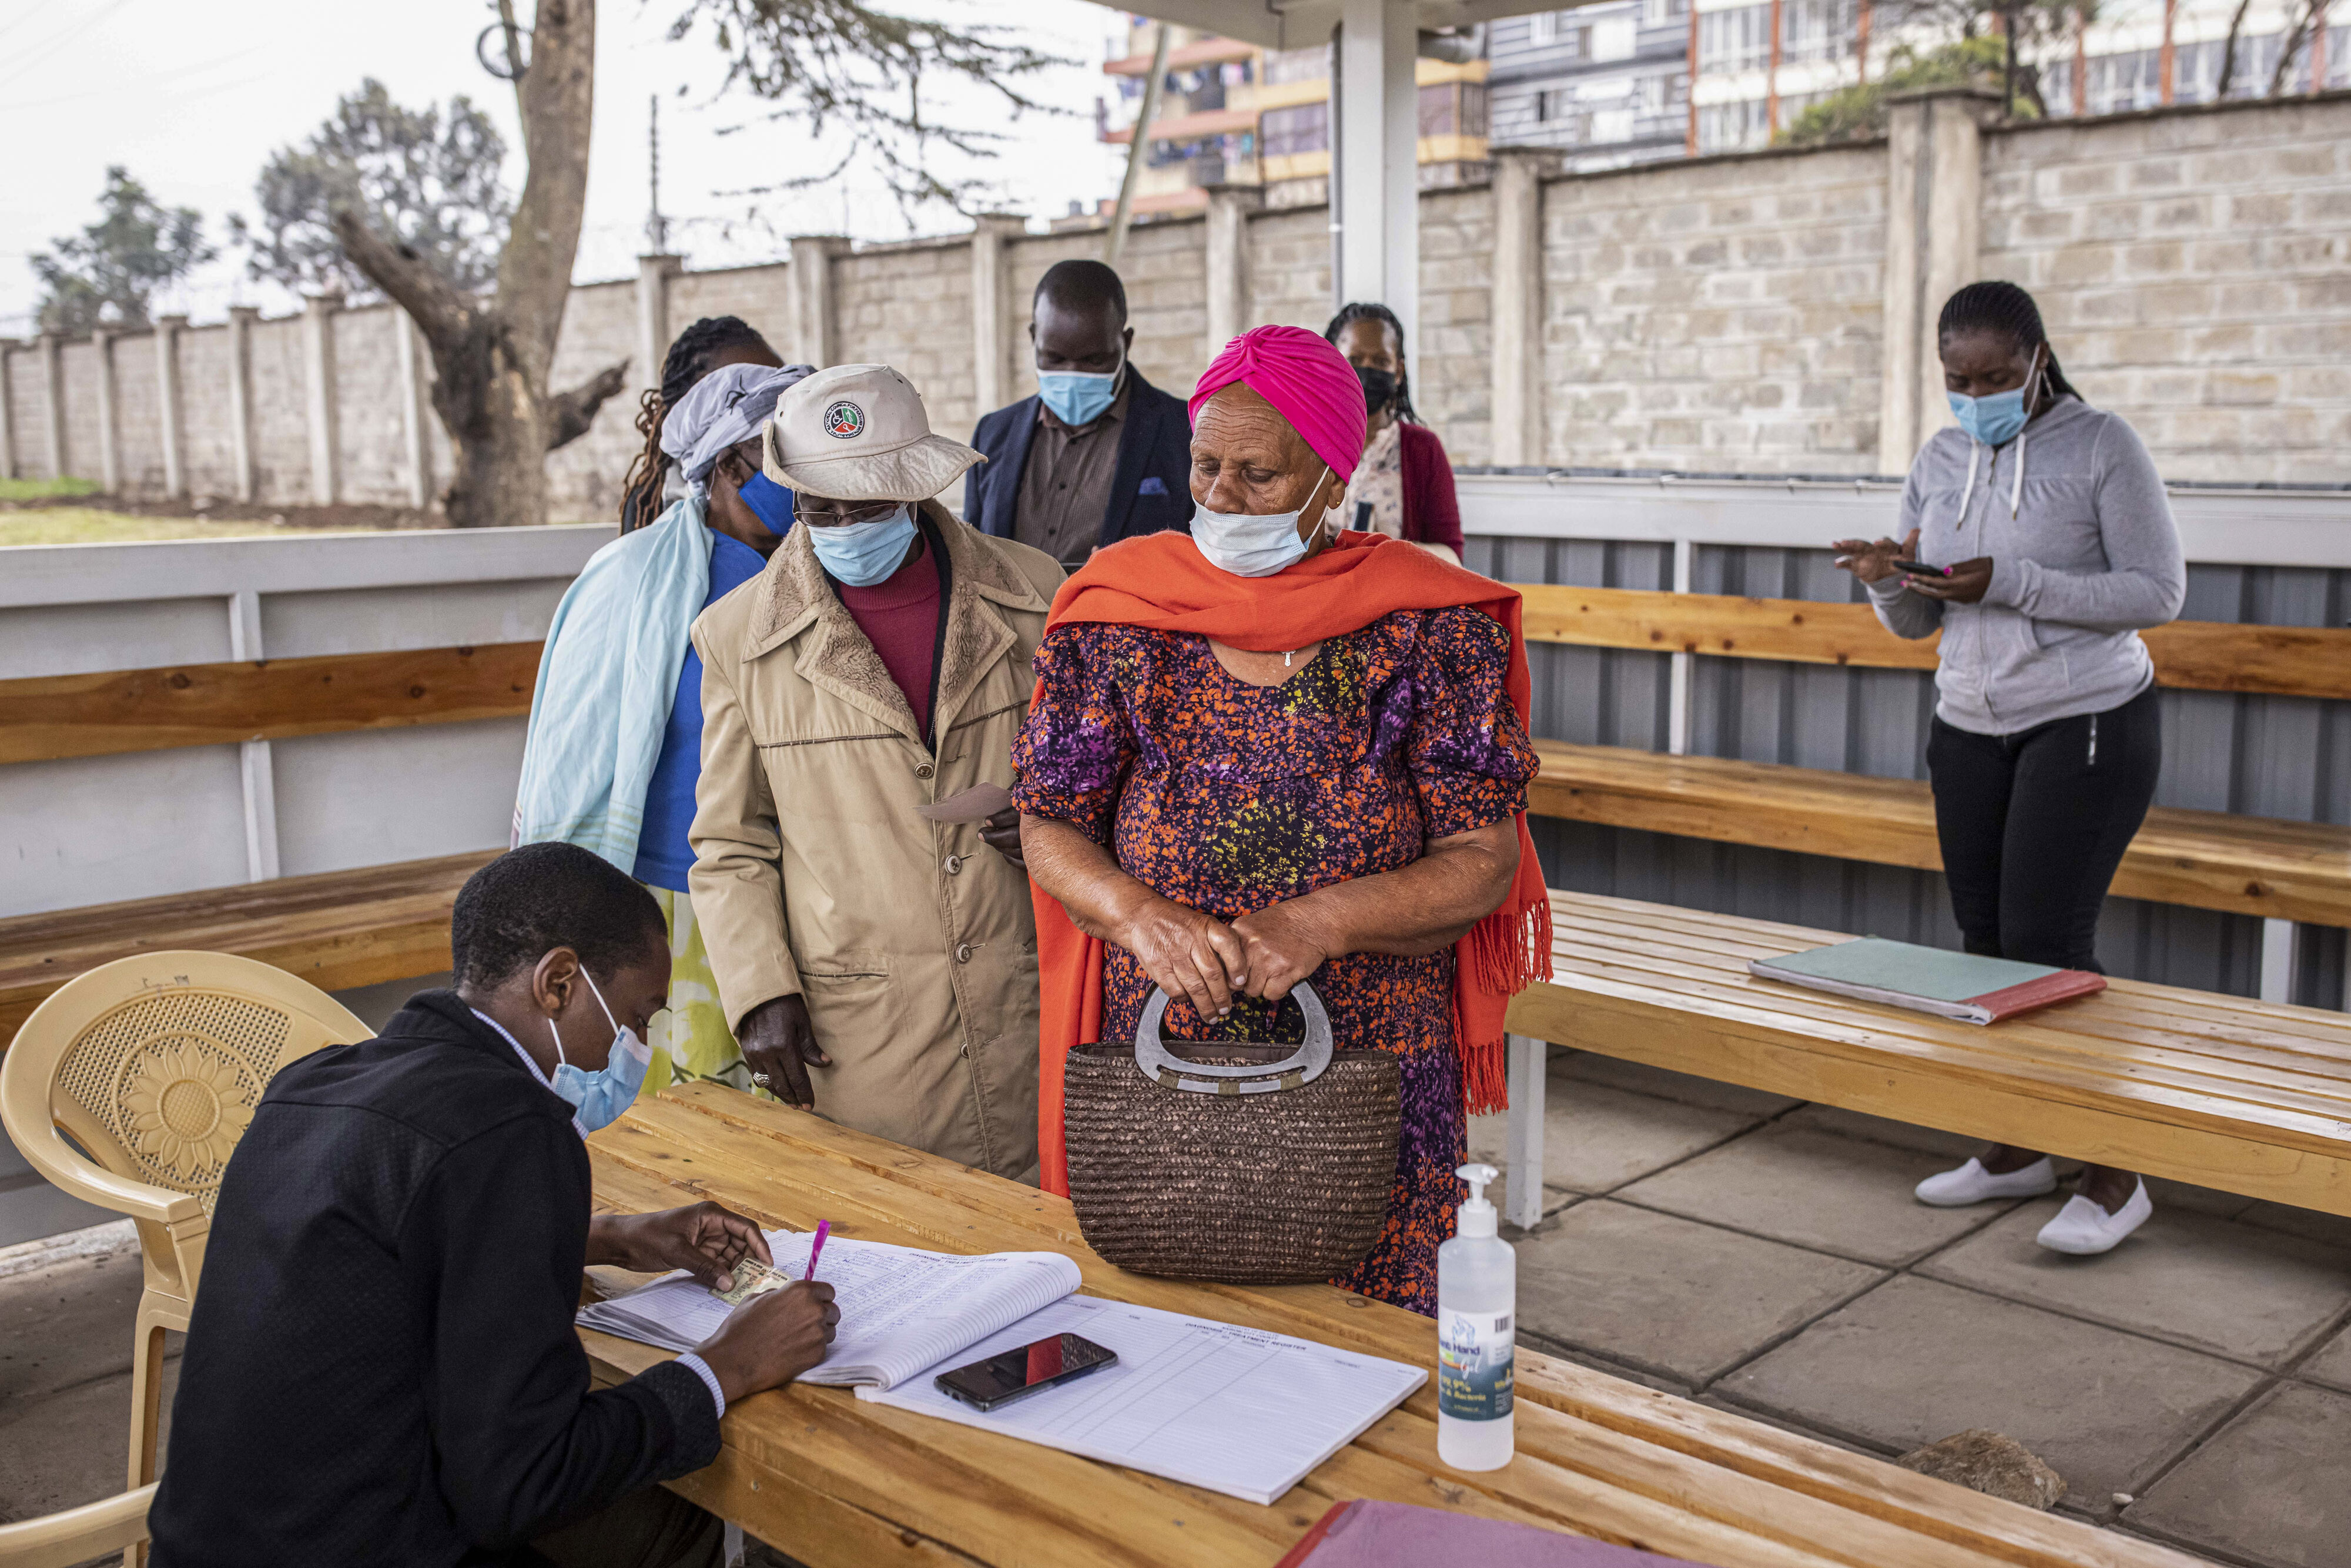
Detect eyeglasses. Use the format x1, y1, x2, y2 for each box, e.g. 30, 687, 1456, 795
795, 497, 905, 527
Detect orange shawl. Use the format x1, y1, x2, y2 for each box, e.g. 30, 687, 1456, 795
1029, 530, 1552, 1195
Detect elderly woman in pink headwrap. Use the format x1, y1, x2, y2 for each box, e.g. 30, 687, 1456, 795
1012, 325, 1548, 1312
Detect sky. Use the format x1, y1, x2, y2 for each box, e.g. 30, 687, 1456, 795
0, 0, 1134, 335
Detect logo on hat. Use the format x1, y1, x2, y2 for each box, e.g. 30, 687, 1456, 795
823, 400, 865, 439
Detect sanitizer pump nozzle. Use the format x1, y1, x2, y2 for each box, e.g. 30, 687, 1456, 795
1456, 1162, 1499, 1238
1436, 1161, 1516, 1470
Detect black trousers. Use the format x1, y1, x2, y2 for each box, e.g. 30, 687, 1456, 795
1925, 683, 2162, 974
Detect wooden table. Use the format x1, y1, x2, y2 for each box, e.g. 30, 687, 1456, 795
583, 1083, 2200, 1567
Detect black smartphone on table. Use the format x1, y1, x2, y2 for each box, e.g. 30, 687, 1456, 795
933, 1333, 1118, 1412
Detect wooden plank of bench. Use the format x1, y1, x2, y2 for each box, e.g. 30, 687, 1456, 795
0, 850, 494, 1050
1528, 739, 2351, 927
0, 642, 543, 765
1508, 890, 2351, 1215
1514, 584, 2351, 701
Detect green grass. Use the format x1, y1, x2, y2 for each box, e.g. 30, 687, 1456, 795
0, 508, 373, 547
0, 475, 102, 502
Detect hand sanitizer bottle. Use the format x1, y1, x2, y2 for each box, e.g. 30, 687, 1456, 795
1436, 1161, 1515, 1471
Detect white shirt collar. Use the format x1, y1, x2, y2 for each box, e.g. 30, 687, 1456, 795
471, 1007, 590, 1140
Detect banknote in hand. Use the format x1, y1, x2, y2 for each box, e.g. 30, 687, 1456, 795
709, 1255, 786, 1308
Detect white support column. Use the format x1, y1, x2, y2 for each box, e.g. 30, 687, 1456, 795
154, 315, 187, 500
92, 330, 123, 493
228, 589, 281, 884
1503, 1034, 1548, 1231
789, 235, 850, 370
634, 253, 682, 399
395, 314, 434, 510
302, 293, 343, 507
2259, 919, 2300, 1006
1489, 149, 1555, 470
1204, 184, 1260, 354
226, 307, 259, 504
1877, 90, 1998, 473
0, 339, 16, 480
1334, 0, 1419, 349
1667, 537, 1695, 755
38, 332, 66, 480
968, 214, 1024, 416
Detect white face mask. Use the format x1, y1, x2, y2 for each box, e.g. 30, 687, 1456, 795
1188, 467, 1332, 578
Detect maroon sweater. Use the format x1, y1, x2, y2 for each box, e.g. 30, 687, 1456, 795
1397, 422, 1464, 552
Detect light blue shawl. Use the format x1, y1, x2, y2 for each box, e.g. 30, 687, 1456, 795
512, 496, 712, 872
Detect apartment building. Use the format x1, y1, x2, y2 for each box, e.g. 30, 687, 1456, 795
1486, 0, 1694, 171
1091, 18, 1492, 217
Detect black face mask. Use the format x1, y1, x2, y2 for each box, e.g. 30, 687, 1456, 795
1354, 364, 1399, 416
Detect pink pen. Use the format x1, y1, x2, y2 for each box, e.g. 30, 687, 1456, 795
802, 1220, 832, 1281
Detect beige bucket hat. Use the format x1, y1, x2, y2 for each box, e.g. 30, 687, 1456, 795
761, 363, 984, 502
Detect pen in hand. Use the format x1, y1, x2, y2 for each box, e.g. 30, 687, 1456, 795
803, 1220, 831, 1282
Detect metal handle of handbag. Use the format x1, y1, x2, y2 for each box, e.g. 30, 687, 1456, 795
1130, 981, 1332, 1095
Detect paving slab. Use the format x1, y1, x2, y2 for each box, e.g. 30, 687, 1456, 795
2125, 1382, 2351, 1568
2295, 1321, 2351, 1393
1615, 1120, 2019, 1267
1920, 1198, 2351, 1366
0, 1360, 178, 1524
2236, 1200, 2351, 1249
1469, 1065, 1774, 1202
1550, 1048, 1804, 1118
1515, 1199, 1883, 1385
0, 1235, 149, 1402
1717, 1275, 2263, 1513
1773, 1104, 1987, 1160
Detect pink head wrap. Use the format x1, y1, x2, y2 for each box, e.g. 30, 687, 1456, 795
1187, 324, 1369, 483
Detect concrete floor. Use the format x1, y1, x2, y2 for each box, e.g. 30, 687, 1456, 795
6, 1045, 2347, 1567
1469, 1048, 2351, 1568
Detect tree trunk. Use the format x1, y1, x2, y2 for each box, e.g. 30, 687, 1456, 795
2218, 0, 2255, 98
2270, 0, 2319, 93
331, 0, 625, 527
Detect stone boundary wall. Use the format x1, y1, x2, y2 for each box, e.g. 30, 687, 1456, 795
1, 90, 2342, 518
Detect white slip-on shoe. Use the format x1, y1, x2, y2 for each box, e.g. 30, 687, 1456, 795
1913, 1156, 2058, 1208
2036, 1179, 2154, 1255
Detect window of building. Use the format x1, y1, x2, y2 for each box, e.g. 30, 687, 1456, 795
1530, 11, 1559, 44
1592, 16, 1637, 59
1696, 97, 1771, 153
1698, 4, 1773, 72
1262, 45, 1331, 85
1779, 0, 1858, 65
2082, 46, 2161, 113
1261, 100, 1329, 156
1643, 0, 1691, 24
1636, 72, 1689, 115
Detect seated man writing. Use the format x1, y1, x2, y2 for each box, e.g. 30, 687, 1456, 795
149, 842, 838, 1568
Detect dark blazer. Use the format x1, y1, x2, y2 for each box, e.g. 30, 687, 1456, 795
964, 367, 1194, 551
148, 991, 719, 1568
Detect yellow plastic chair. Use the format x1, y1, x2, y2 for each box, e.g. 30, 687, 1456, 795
0, 952, 367, 1556
0, 1483, 155, 1568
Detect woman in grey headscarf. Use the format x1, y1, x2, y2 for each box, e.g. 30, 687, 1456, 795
514, 359, 812, 1094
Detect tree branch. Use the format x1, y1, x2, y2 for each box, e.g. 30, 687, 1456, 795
544, 360, 629, 450
498, 0, 596, 379
331, 207, 473, 347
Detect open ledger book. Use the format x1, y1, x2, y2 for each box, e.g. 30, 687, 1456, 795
578, 1232, 1426, 1505
577, 1229, 1081, 1389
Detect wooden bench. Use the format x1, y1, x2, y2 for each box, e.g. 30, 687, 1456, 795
0, 852, 492, 1052
1509, 582, 2351, 997
1497, 890, 2351, 1228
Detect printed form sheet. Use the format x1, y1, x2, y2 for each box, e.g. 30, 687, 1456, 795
858, 1294, 1426, 1505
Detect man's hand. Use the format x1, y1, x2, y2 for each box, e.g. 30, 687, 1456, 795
1901, 555, 1994, 604
738, 994, 828, 1108
690, 1281, 839, 1403
1832, 528, 1918, 585
1110, 893, 1247, 1023
588, 1202, 773, 1291
1228, 900, 1334, 1002
979, 805, 1026, 869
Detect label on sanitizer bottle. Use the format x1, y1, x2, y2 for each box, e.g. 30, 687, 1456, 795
1436, 1308, 1515, 1420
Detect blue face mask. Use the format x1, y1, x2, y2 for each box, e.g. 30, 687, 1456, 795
1037, 353, 1123, 427
547, 967, 650, 1134
1189, 467, 1332, 578
737, 470, 796, 537
1948, 387, 2030, 448
809, 505, 918, 587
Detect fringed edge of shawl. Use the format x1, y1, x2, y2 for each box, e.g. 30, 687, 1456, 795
1454, 813, 1555, 1118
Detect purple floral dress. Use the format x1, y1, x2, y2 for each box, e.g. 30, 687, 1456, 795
1010, 606, 1536, 1312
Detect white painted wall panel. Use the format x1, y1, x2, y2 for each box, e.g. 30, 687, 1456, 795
260, 578, 574, 658
269, 719, 525, 879
0, 748, 249, 917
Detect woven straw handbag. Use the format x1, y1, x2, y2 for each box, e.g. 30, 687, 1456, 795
1063, 981, 1402, 1284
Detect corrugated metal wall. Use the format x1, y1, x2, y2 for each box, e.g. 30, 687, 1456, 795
1462, 533, 2351, 1010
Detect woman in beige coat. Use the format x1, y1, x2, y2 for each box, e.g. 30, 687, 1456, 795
688, 366, 1063, 1182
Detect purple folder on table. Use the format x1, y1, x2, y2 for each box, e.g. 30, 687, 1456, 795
1276, 1500, 1712, 1568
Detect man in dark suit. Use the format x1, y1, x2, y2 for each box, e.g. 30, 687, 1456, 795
965, 259, 1192, 571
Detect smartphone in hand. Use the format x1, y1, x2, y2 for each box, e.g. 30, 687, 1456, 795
1890, 559, 1949, 578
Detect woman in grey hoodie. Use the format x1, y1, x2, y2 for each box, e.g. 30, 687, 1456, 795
1834, 281, 2185, 1258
